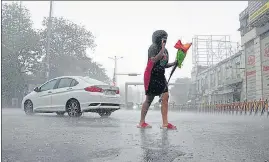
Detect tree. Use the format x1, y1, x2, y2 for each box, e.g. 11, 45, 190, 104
80, 58, 111, 83
39, 17, 110, 83
1, 3, 41, 107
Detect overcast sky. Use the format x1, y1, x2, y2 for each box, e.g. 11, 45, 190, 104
5, 1, 248, 89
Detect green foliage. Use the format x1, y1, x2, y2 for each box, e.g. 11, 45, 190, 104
39, 16, 110, 83
1, 3, 111, 107
2, 3, 42, 106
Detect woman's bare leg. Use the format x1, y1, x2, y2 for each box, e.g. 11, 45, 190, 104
139, 95, 155, 125
161, 92, 169, 127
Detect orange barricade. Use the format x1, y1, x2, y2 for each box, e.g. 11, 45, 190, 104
260, 100, 264, 115
234, 102, 238, 114
201, 99, 268, 116
231, 103, 234, 112
227, 103, 230, 113
238, 102, 241, 114
244, 101, 248, 115
240, 102, 243, 114
259, 99, 262, 112
255, 99, 262, 115
199, 99, 269, 116
264, 100, 267, 112
249, 100, 258, 115
261, 99, 268, 116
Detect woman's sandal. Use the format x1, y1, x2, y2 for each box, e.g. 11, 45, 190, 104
137, 122, 152, 128
160, 123, 177, 130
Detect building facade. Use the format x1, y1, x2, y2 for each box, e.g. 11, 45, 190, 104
190, 51, 244, 104
189, 1, 269, 104
239, 1, 269, 101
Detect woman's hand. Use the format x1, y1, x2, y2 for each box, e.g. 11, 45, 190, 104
165, 60, 177, 68
150, 40, 166, 63
161, 39, 166, 50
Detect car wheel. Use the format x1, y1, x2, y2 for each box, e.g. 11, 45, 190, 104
66, 99, 82, 117
24, 100, 34, 115
98, 111, 112, 117
56, 112, 65, 116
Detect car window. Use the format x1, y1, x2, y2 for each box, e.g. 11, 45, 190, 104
57, 78, 73, 89
40, 79, 58, 92
70, 79, 79, 87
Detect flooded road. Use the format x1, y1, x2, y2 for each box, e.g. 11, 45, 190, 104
2, 108, 269, 162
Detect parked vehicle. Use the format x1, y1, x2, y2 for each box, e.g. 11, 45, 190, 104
22, 76, 121, 117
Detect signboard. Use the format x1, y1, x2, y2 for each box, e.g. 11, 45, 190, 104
261, 33, 269, 99
248, 1, 266, 15
245, 40, 256, 100
249, 1, 269, 23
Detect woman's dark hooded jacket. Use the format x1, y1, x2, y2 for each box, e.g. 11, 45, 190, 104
144, 30, 169, 96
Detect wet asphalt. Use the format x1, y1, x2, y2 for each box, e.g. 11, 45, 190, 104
2, 108, 269, 162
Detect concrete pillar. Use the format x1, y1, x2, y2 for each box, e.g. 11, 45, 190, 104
260, 31, 269, 100
254, 36, 263, 100
241, 48, 247, 101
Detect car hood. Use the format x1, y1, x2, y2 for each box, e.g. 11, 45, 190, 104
23, 91, 35, 100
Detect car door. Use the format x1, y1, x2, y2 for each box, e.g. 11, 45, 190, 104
50, 78, 75, 111
33, 79, 58, 111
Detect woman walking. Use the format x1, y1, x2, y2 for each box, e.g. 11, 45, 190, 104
137, 30, 177, 130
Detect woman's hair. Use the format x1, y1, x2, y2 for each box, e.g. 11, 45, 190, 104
152, 30, 168, 46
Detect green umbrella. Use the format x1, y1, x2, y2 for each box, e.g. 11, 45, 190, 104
159, 40, 192, 103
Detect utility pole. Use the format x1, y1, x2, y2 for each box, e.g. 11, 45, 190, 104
108, 56, 123, 86
18, 1, 22, 32
244, 52, 248, 101
46, 1, 53, 80
14, 0, 23, 103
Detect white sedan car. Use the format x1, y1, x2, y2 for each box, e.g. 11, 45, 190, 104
22, 76, 121, 117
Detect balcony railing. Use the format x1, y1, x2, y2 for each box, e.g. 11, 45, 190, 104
226, 78, 243, 85
239, 7, 249, 20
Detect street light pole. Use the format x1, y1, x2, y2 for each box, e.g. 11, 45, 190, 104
46, 0, 53, 80
18, 1, 22, 32
108, 56, 123, 86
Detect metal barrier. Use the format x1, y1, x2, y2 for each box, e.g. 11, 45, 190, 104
199, 99, 269, 117
173, 99, 269, 117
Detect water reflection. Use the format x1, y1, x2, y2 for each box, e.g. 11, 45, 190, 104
139, 129, 171, 162
31, 113, 121, 128
139, 128, 185, 162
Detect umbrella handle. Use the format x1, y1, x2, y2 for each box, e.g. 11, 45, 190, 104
159, 61, 178, 103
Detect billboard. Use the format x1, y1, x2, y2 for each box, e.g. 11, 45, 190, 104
261, 32, 269, 99
248, 1, 269, 23
245, 40, 256, 100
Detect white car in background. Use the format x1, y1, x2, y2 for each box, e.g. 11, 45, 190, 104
22, 76, 121, 117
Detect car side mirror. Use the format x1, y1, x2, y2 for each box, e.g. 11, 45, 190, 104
34, 87, 40, 92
